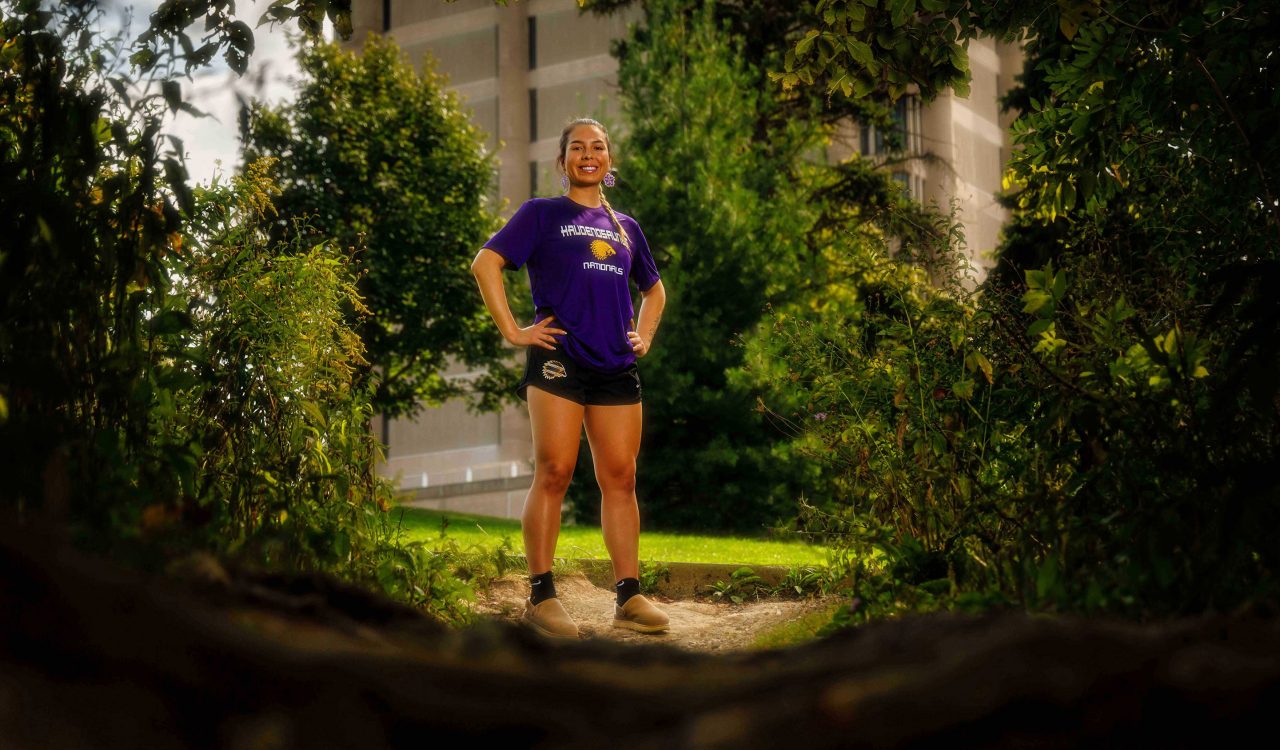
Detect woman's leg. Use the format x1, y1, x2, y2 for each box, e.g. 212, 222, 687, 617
583, 401, 643, 583
523, 385, 586, 575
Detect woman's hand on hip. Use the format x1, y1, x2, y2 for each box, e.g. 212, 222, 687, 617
510, 315, 566, 350
628, 317, 650, 357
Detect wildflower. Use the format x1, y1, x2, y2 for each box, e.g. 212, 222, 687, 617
814, 411, 828, 421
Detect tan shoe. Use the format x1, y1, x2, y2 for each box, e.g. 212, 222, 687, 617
613, 594, 669, 634
521, 596, 579, 639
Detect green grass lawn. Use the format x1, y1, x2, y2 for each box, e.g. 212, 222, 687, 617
392, 506, 831, 567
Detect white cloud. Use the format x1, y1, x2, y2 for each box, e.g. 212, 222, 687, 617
93, 0, 335, 187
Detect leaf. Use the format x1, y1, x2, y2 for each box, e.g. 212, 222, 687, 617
162, 157, 193, 216
796, 29, 819, 57
190, 41, 219, 67
1060, 15, 1078, 40
1069, 113, 1090, 138
301, 400, 328, 428
162, 80, 181, 114
890, 0, 916, 28
967, 352, 994, 383
129, 47, 156, 70
846, 40, 874, 67
1061, 180, 1076, 211
1027, 318, 1053, 337
107, 76, 132, 106
228, 20, 256, 55
1022, 289, 1053, 316
1051, 268, 1068, 300
226, 47, 248, 75
952, 377, 975, 400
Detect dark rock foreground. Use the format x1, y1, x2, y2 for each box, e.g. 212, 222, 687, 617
2, 523, 1277, 749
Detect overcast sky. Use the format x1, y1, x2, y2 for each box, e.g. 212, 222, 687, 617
93, 0, 336, 187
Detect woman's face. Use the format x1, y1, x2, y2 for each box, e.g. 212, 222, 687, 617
560, 124, 611, 189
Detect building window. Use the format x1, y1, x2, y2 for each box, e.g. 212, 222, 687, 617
528, 88, 538, 141
528, 15, 537, 69
892, 170, 909, 195
891, 171, 926, 202
859, 95, 921, 157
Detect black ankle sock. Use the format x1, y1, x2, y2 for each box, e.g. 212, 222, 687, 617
530, 570, 556, 605
616, 577, 640, 607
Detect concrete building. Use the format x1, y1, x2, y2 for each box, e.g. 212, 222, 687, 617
343, 0, 1024, 518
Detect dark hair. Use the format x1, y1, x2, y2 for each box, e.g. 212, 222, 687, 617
557, 117, 630, 249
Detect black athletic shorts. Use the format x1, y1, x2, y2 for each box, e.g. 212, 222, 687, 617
516, 344, 642, 406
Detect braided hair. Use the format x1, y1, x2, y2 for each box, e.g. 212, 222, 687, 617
557, 117, 631, 251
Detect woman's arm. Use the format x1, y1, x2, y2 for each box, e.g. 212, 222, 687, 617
471, 248, 566, 350
630, 279, 666, 357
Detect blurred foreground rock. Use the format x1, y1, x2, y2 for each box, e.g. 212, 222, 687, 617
2, 523, 1278, 749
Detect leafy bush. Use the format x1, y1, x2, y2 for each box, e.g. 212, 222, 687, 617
0, 3, 476, 624
749, 0, 1280, 623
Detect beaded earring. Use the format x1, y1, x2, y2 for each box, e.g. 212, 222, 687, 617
603, 170, 616, 188
561, 173, 568, 190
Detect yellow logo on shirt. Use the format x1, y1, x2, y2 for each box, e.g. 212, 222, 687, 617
589, 239, 616, 260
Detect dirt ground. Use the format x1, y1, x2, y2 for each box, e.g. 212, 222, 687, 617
471, 571, 844, 651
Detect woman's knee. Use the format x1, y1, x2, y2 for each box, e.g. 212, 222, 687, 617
596, 461, 637, 494
534, 460, 575, 494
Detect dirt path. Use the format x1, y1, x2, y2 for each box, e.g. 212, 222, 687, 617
470, 571, 842, 651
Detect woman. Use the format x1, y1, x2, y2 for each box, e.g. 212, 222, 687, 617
470, 118, 669, 639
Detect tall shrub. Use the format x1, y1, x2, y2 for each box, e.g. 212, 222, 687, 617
238, 32, 511, 419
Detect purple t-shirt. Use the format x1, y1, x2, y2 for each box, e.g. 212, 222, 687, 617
483, 195, 661, 373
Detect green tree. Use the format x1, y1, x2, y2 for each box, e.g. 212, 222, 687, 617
558, 0, 847, 532
767, 0, 1280, 614
238, 32, 513, 419
587, 0, 949, 250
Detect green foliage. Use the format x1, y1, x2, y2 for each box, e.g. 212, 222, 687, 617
705, 553, 863, 603
766, 0, 1280, 619
239, 31, 513, 418
747, 222, 1026, 598
707, 566, 769, 604
1, 0, 193, 532
131, 0, 353, 75
981, 1, 1280, 615
0, 1, 476, 623
144, 159, 386, 580
639, 558, 672, 592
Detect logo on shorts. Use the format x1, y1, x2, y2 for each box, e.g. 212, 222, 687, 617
541, 360, 567, 380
